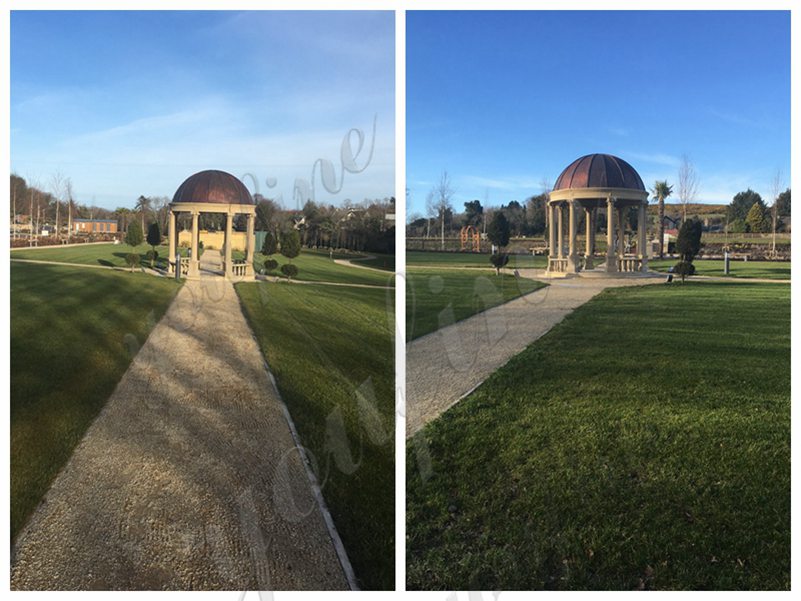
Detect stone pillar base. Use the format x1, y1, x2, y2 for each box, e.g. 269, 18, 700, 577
605, 254, 618, 273
640, 257, 649, 273
188, 260, 200, 278
567, 254, 579, 272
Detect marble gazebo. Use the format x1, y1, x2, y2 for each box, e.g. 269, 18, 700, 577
547, 153, 650, 275
167, 170, 256, 280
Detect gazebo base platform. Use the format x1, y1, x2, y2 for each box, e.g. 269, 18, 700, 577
542, 270, 575, 279
577, 268, 663, 279
540, 267, 664, 280
184, 274, 256, 282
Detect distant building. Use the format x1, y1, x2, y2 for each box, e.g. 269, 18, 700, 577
73, 219, 118, 233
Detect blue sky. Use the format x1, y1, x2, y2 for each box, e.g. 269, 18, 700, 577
11, 11, 394, 210
407, 10, 790, 218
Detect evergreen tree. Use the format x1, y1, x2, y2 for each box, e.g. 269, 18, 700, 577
261, 231, 277, 255
674, 218, 703, 282
125, 221, 143, 248
745, 202, 768, 233
147, 222, 161, 249
487, 211, 511, 248
280, 229, 301, 262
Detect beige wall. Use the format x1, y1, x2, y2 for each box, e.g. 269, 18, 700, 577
178, 229, 249, 252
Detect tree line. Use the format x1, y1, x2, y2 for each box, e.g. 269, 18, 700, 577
10, 173, 395, 255
257, 195, 396, 255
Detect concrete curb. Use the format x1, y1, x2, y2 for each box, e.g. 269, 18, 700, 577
259, 360, 360, 591
232, 276, 358, 590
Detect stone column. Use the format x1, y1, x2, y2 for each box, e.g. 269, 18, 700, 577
168, 210, 177, 274
567, 200, 578, 272
224, 211, 233, 279
638, 201, 648, 272
548, 203, 557, 258
606, 196, 617, 273
187, 210, 200, 278
584, 206, 594, 270
246, 211, 255, 277
617, 206, 626, 263
557, 204, 564, 260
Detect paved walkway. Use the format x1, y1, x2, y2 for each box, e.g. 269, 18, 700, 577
406, 271, 659, 437
333, 254, 389, 273
11, 252, 349, 590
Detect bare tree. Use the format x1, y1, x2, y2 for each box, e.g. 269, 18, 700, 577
539, 177, 551, 231
28, 177, 42, 245
430, 170, 455, 250
50, 172, 66, 241
28, 184, 35, 244
150, 196, 171, 232
424, 190, 435, 241
11, 176, 20, 239
677, 154, 699, 221
769, 168, 784, 256
65, 178, 75, 241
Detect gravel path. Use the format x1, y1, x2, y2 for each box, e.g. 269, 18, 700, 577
11, 252, 349, 590
406, 271, 659, 437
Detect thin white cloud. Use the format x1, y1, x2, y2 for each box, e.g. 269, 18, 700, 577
607, 126, 630, 137
707, 108, 764, 129
66, 105, 228, 145
460, 174, 542, 192
12, 12, 395, 210
622, 151, 681, 167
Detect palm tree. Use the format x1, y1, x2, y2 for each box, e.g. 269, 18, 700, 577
135, 195, 151, 234
115, 207, 131, 233
650, 180, 673, 258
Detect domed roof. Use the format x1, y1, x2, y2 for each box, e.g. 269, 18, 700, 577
172, 170, 254, 205
553, 154, 645, 192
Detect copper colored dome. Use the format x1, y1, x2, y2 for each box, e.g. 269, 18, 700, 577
553, 154, 645, 192
172, 170, 254, 205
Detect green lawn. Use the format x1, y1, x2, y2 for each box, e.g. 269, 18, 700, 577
245, 250, 395, 287
236, 282, 394, 590
407, 281, 789, 590
649, 259, 790, 280
407, 267, 547, 340
353, 253, 395, 272
11, 263, 182, 539
11, 242, 173, 269
408, 251, 547, 269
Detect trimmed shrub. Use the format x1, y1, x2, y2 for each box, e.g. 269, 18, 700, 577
145, 249, 159, 268
264, 258, 279, 272
146, 222, 161, 248
490, 252, 509, 275
261, 231, 277, 256
125, 222, 143, 248
281, 263, 299, 280
125, 253, 141, 272
281, 229, 301, 261
673, 260, 696, 282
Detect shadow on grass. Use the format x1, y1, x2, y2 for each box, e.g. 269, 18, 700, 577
10, 262, 182, 541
